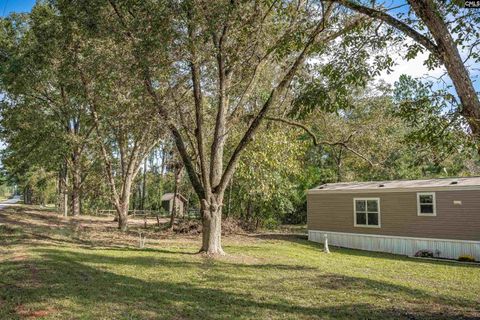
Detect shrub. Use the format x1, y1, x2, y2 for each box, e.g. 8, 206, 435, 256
458, 255, 476, 262
414, 250, 434, 258
263, 217, 280, 230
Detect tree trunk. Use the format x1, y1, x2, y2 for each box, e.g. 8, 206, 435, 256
71, 192, 80, 216
160, 144, 167, 176
70, 148, 82, 216
58, 162, 68, 217
24, 185, 32, 205
116, 176, 134, 231
141, 158, 147, 211
200, 197, 224, 255
132, 186, 138, 211
71, 166, 81, 216
117, 202, 129, 232
226, 176, 233, 218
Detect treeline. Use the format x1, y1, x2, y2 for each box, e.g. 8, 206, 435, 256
1, 79, 477, 227
0, 1, 478, 254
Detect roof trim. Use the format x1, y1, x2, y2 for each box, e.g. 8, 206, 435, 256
161, 193, 188, 202
308, 185, 480, 194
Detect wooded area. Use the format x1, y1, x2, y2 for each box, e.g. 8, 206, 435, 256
0, 0, 479, 255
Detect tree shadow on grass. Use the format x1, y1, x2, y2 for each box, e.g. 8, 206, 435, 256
1, 248, 478, 320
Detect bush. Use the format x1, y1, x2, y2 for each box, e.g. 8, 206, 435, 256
262, 217, 280, 230
414, 250, 434, 258
458, 255, 476, 262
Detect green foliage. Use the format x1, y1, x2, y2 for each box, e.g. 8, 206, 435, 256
228, 127, 309, 226
393, 75, 471, 163
22, 167, 57, 205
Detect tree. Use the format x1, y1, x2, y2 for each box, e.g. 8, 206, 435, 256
333, 0, 480, 149
75, 44, 163, 230
69, 0, 388, 255
0, 9, 96, 216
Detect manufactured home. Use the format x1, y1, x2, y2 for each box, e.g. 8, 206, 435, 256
307, 177, 480, 261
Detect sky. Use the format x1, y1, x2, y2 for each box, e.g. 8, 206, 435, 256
1, 0, 35, 17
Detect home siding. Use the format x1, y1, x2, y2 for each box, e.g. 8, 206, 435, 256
307, 190, 480, 241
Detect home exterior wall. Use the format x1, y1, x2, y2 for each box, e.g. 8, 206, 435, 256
307, 190, 480, 259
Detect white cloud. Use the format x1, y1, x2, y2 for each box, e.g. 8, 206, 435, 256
378, 51, 445, 85
376, 38, 479, 93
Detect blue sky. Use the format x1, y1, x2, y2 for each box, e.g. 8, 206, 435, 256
1, 0, 36, 17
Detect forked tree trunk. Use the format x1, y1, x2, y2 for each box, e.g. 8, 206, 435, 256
115, 177, 134, 231
200, 196, 224, 255
155, 2, 336, 256
116, 202, 129, 232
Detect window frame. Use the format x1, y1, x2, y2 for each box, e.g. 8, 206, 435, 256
353, 198, 381, 228
417, 192, 436, 216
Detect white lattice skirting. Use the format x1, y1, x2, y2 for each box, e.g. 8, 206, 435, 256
308, 230, 480, 261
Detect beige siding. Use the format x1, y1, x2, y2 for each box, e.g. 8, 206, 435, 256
307, 190, 480, 241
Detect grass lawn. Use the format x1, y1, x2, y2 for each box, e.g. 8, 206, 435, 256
0, 205, 479, 319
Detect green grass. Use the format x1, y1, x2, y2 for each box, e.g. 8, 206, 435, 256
0, 206, 479, 319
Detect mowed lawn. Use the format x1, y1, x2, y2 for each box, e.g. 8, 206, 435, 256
0, 206, 479, 320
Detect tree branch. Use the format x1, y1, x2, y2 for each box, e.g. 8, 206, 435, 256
333, 0, 440, 57
216, 3, 337, 195
265, 116, 375, 167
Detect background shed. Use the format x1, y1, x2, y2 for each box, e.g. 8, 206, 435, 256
161, 193, 187, 217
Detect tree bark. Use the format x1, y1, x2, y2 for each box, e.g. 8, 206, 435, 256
69, 117, 82, 216
58, 161, 68, 217
115, 173, 135, 231
24, 185, 32, 205
141, 157, 147, 211
117, 201, 129, 232
226, 176, 233, 218
200, 196, 224, 255
71, 163, 81, 216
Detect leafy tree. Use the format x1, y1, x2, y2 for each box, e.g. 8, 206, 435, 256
0, 8, 96, 216
100, 0, 384, 255
334, 0, 480, 150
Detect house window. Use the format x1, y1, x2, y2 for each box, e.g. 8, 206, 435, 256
417, 192, 436, 216
354, 198, 380, 228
